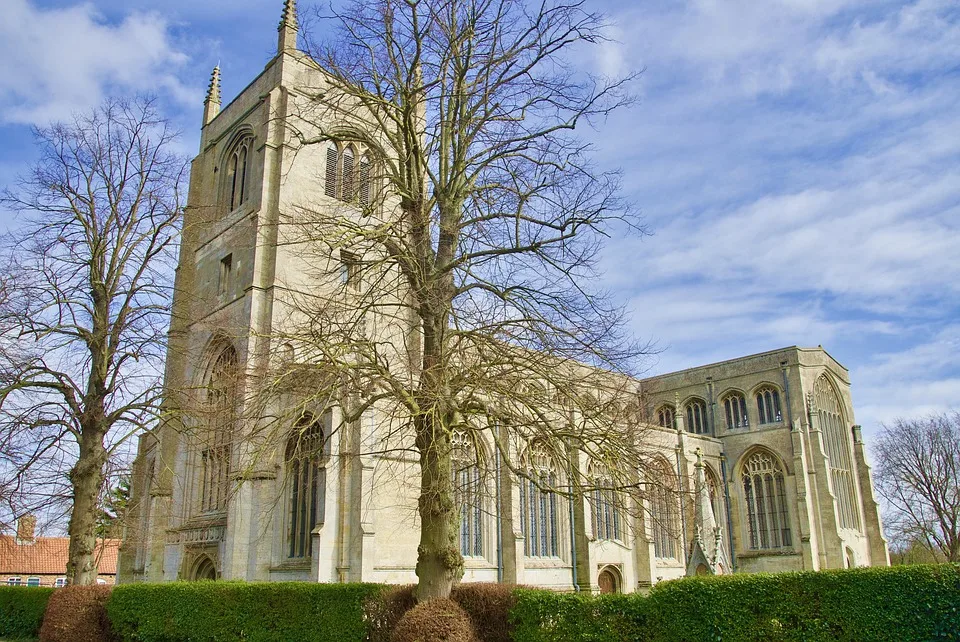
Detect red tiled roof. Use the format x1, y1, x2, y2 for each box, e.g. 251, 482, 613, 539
0, 536, 119, 576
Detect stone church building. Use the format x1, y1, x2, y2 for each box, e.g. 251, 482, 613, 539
118, 2, 889, 593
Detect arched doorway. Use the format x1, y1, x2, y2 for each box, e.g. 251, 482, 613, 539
598, 566, 621, 594
191, 555, 218, 581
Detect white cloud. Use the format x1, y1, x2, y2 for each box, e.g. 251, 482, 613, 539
0, 0, 198, 125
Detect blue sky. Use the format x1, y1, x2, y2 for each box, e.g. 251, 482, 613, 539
0, 0, 957, 439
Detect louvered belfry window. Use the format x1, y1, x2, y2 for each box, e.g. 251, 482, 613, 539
325, 146, 339, 198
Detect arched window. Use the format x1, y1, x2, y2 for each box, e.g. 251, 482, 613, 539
589, 466, 621, 542
706, 465, 722, 523
723, 393, 749, 429
324, 143, 374, 205
814, 375, 860, 530
741, 450, 791, 550
452, 431, 484, 558
519, 443, 563, 558
224, 135, 253, 212
286, 410, 329, 559
656, 405, 676, 429
685, 399, 709, 434
648, 459, 680, 559
756, 387, 782, 424
200, 346, 238, 513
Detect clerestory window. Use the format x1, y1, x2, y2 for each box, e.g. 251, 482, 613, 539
685, 399, 709, 434
724, 393, 749, 429
756, 387, 782, 424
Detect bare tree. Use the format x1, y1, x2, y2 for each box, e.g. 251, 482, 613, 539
252, 0, 650, 600
0, 98, 186, 584
874, 412, 960, 563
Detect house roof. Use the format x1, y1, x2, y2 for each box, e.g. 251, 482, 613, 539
0, 536, 120, 576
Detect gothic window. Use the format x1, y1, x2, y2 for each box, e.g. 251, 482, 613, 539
452, 431, 484, 558
286, 411, 329, 559
224, 135, 253, 212
519, 443, 563, 558
324, 143, 375, 205
590, 467, 621, 542
741, 450, 791, 550
685, 399, 709, 434
706, 465, 722, 523
200, 345, 238, 514
656, 405, 676, 429
756, 387, 782, 424
814, 375, 860, 531
649, 459, 680, 559
723, 393, 749, 429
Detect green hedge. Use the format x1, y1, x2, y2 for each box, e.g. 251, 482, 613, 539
644, 564, 960, 642
0, 586, 54, 639
107, 581, 384, 642
510, 590, 648, 642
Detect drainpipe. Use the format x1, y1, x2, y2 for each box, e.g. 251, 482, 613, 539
495, 443, 503, 583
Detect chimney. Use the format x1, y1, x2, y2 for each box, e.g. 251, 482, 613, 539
16, 514, 36, 545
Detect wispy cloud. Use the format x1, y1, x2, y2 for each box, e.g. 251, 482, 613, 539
0, 0, 199, 125
589, 0, 960, 427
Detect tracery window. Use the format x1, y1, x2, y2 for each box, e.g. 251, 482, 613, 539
200, 346, 238, 513
286, 410, 329, 559
685, 399, 709, 434
224, 135, 253, 212
324, 143, 373, 205
649, 459, 680, 559
814, 375, 860, 530
519, 443, 563, 558
590, 468, 621, 542
723, 393, 749, 429
741, 450, 791, 549
452, 431, 484, 558
656, 405, 676, 429
756, 387, 782, 424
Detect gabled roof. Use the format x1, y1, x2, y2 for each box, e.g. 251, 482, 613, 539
0, 536, 119, 576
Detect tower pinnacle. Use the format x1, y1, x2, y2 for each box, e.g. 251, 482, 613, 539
278, 0, 299, 53
202, 65, 221, 127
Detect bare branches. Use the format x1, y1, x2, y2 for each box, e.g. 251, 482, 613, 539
0, 97, 187, 583
874, 412, 960, 563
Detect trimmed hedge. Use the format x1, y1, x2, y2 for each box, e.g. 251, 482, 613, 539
107, 581, 383, 642
511, 590, 648, 642
0, 586, 54, 639
644, 564, 960, 642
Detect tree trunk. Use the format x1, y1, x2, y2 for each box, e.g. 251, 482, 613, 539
66, 426, 108, 585
413, 315, 462, 601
